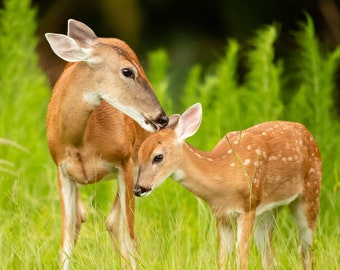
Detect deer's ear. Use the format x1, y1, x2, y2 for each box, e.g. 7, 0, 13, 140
45, 33, 91, 62
45, 19, 101, 64
175, 103, 202, 141
67, 19, 98, 45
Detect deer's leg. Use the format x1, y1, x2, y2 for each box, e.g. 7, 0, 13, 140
236, 210, 256, 270
254, 210, 278, 270
58, 167, 86, 270
106, 158, 137, 270
106, 192, 121, 252
217, 217, 235, 270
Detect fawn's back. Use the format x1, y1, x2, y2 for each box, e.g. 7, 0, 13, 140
210, 121, 321, 217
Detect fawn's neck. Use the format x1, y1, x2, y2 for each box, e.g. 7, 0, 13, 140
178, 138, 256, 218
178, 140, 232, 201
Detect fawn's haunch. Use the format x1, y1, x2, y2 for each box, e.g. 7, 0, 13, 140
46, 19, 168, 270
135, 103, 322, 270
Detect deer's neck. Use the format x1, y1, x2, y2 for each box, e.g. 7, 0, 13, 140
55, 63, 100, 146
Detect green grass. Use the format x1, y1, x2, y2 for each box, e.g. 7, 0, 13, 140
1, 180, 339, 269
1, 0, 340, 269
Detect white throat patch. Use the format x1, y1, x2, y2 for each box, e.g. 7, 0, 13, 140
83, 91, 101, 106
173, 169, 185, 181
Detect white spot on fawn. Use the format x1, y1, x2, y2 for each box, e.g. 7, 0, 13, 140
173, 170, 185, 181
309, 168, 316, 174
269, 156, 278, 161
244, 159, 251, 166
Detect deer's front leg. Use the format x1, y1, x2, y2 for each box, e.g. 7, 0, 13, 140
106, 159, 137, 270
217, 217, 236, 269
58, 167, 85, 270
236, 211, 256, 270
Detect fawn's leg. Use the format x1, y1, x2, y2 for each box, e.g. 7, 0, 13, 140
254, 210, 278, 269
290, 160, 321, 270
237, 210, 256, 270
289, 197, 318, 270
217, 217, 236, 269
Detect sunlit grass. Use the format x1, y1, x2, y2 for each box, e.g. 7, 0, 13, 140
1, 175, 339, 269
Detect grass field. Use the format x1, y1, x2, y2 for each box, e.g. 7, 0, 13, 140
0, 168, 339, 269
1, 1, 340, 269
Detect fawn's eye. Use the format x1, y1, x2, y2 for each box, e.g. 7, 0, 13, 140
122, 68, 135, 79
153, 154, 163, 164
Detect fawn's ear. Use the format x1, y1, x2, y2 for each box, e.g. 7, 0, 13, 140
175, 103, 202, 141
167, 114, 180, 130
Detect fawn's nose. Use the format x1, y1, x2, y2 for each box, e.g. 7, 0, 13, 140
134, 185, 152, 197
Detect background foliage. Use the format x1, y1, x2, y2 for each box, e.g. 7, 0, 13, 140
0, 0, 339, 269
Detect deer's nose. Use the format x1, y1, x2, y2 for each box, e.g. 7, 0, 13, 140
157, 113, 169, 128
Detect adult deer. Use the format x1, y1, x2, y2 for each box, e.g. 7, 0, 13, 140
45, 19, 168, 270
134, 103, 322, 270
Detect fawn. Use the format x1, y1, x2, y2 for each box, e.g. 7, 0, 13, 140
134, 103, 321, 269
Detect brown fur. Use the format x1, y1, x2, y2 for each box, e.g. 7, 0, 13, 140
137, 120, 322, 270
47, 23, 166, 269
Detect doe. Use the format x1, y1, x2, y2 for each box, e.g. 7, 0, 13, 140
134, 103, 322, 270
45, 19, 168, 269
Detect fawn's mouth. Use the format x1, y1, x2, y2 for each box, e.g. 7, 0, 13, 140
134, 185, 152, 197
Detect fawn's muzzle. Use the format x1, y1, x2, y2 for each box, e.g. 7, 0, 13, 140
134, 184, 151, 197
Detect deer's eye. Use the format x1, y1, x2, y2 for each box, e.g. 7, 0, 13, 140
122, 68, 135, 79
153, 154, 163, 164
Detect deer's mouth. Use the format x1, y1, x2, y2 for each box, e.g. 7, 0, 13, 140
142, 119, 159, 132
150, 121, 161, 132
143, 113, 169, 132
